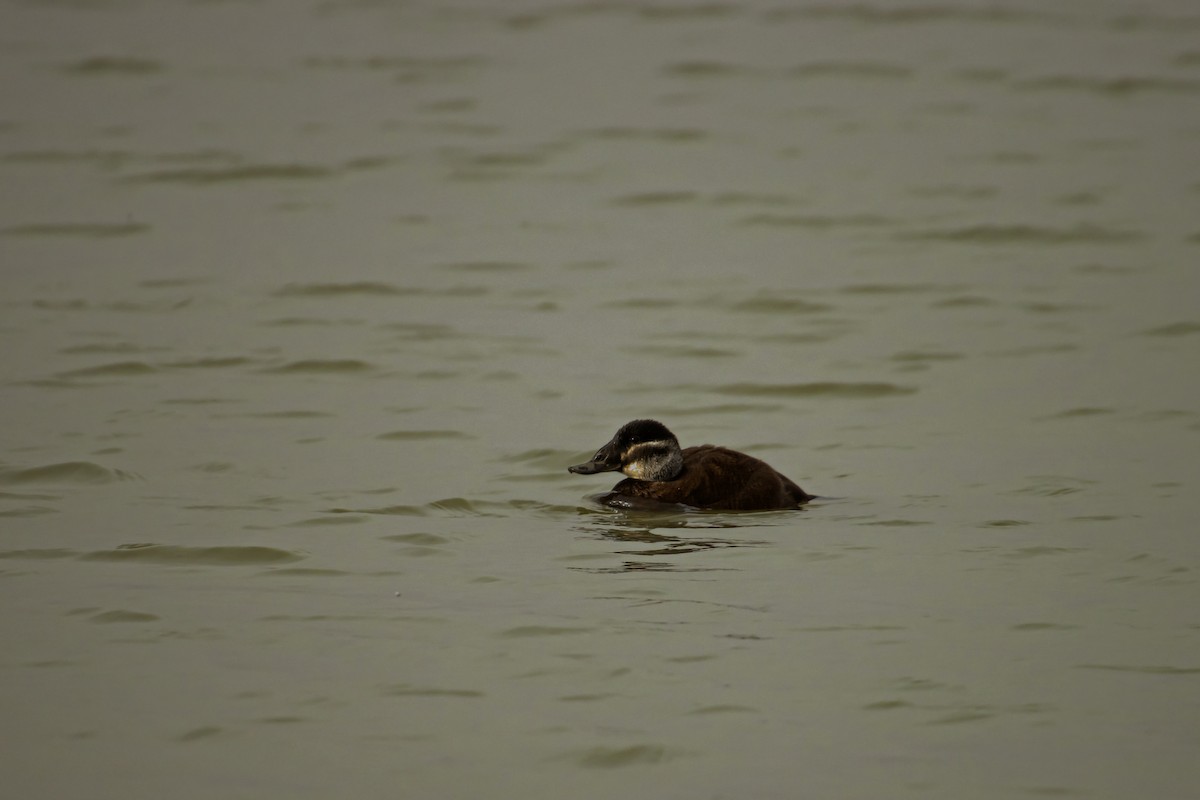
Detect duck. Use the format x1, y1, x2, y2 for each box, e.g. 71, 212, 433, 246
567, 419, 813, 511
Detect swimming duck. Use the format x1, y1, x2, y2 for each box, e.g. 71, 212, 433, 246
568, 419, 813, 511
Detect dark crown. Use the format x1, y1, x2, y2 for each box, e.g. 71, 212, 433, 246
616, 419, 677, 445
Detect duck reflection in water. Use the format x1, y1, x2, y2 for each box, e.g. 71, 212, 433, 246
568, 419, 813, 511
573, 525, 767, 573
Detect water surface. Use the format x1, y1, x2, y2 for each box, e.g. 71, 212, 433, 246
2, 1, 1199, 798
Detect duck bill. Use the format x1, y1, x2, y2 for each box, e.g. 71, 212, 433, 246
568, 459, 618, 475
568, 442, 622, 474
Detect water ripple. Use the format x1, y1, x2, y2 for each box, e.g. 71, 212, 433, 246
301, 54, 486, 79
1141, 321, 1200, 337
728, 296, 832, 314
766, 5, 1060, 26
376, 429, 474, 441
125, 163, 334, 184
62, 56, 164, 75
900, 223, 1144, 244
81, 544, 303, 565
739, 213, 893, 229
0, 461, 133, 485
565, 744, 682, 768
1017, 75, 1200, 96
576, 126, 707, 142
1076, 664, 1200, 675
261, 359, 376, 374
55, 361, 157, 378
707, 381, 916, 398
274, 282, 418, 297
610, 191, 698, 206
88, 609, 160, 624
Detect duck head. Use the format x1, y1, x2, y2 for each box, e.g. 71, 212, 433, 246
568, 419, 684, 482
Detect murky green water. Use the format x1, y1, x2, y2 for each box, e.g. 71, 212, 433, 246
3, 1, 1199, 798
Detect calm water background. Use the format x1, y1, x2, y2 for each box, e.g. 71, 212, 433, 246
2, 1, 1199, 798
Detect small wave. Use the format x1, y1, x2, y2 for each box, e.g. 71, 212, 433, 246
500, 625, 593, 638
376, 429, 473, 441
290, 515, 369, 527
87, 610, 160, 624
58, 342, 147, 355
139, 277, 209, 289
326, 504, 427, 516
261, 359, 375, 374
566, 744, 679, 768
987, 343, 1078, 357
577, 126, 707, 142
628, 344, 740, 359
301, 54, 486, 77
728, 296, 832, 314
63, 56, 164, 75
0, 506, 58, 518
1141, 321, 1200, 337
688, 705, 757, 715
932, 295, 996, 308
259, 568, 350, 577
1040, 407, 1115, 420
1076, 664, 1200, 675
425, 497, 505, 517
245, 410, 333, 419
0, 548, 77, 560
841, 282, 965, 294
739, 213, 892, 229
610, 191, 698, 206
379, 684, 484, 698
274, 282, 416, 297
56, 361, 158, 378
431, 497, 580, 517
381, 322, 461, 340
329, 497, 583, 518
124, 164, 333, 184
31, 298, 192, 314
381, 533, 450, 546
81, 544, 303, 565
900, 223, 1144, 244
1017, 75, 1200, 96
1010, 476, 1095, 497
1011, 622, 1078, 631
711, 191, 800, 207
0, 461, 132, 485
710, 381, 916, 398
603, 297, 679, 309
438, 260, 534, 272
162, 357, 255, 369
890, 350, 963, 362
767, 5, 1056, 26
189, 462, 235, 473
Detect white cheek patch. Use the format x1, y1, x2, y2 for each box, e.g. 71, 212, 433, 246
620, 439, 674, 480
622, 460, 647, 479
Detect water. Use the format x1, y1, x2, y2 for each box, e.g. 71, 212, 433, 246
2, 1, 1199, 797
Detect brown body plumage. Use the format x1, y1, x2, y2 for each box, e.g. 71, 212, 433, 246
568, 420, 813, 511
